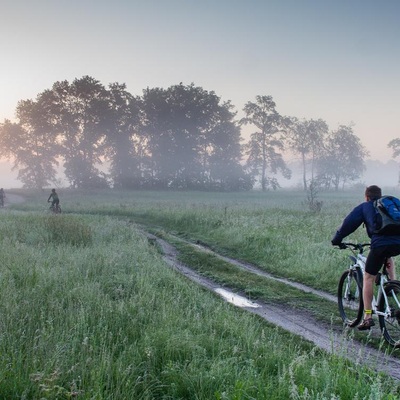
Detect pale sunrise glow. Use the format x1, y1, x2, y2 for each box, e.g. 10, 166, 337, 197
1, 0, 400, 187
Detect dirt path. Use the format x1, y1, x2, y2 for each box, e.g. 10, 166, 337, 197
4, 194, 400, 380
183, 237, 337, 302
148, 233, 400, 381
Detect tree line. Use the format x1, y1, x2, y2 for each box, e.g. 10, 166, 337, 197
0, 75, 371, 191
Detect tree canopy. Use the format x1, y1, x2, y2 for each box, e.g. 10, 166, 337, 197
317, 125, 368, 190
241, 95, 291, 191
0, 77, 373, 191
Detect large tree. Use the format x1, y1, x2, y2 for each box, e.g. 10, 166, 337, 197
50, 76, 111, 188
0, 91, 61, 189
241, 95, 290, 191
142, 83, 249, 190
317, 125, 368, 190
288, 118, 328, 190
105, 82, 144, 189
388, 138, 400, 158
205, 111, 252, 191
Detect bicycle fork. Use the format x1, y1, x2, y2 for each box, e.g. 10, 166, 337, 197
345, 266, 361, 302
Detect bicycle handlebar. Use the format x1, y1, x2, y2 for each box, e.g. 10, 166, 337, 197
335, 242, 370, 253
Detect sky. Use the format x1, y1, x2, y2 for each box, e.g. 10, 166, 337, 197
1, 0, 400, 170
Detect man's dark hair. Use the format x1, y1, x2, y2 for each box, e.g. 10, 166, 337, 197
365, 185, 382, 201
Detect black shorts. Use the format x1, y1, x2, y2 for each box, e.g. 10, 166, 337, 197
365, 244, 400, 275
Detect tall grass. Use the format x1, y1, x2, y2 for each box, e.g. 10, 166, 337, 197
12, 188, 380, 294
8, 188, 400, 293
2, 190, 400, 398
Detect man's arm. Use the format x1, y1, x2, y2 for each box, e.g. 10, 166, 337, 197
331, 204, 365, 245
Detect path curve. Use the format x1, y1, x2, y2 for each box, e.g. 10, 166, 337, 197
5, 196, 400, 380
148, 233, 400, 381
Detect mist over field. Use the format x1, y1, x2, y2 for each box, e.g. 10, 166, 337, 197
1, 158, 398, 190
280, 159, 400, 189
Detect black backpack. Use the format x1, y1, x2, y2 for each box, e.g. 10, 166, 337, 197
374, 195, 400, 235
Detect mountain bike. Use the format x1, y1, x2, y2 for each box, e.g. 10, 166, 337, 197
48, 202, 61, 214
337, 242, 400, 346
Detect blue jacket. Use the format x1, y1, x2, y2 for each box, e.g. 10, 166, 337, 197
332, 200, 400, 248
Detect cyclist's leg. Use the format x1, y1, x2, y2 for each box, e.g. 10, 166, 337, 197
381, 245, 400, 281
361, 246, 400, 330
50, 199, 60, 213
359, 248, 386, 328
362, 272, 375, 313
386, 257, 396, 280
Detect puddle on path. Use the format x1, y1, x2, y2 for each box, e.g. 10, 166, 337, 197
147, 232, 400, 381
215, 288, 261, 308
189, 239, 338, 303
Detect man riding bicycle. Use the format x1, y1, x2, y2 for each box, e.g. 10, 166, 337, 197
332, 185, 400, 330
47, 188, 60, 209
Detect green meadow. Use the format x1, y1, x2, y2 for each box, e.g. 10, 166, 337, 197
2, 188, 400, 399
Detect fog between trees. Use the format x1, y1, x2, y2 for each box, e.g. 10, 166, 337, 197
0, 76, 398, 191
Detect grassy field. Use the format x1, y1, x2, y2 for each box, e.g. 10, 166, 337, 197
2, 188, 400, 399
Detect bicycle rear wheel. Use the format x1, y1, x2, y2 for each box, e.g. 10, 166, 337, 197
338, 268, 364, 327
378, 281, 400, 346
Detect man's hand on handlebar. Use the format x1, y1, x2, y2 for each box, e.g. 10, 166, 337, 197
332, 240, 346, 249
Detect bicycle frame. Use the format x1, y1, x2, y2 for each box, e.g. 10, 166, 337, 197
49, 203, 61, 214
338, 242, 400, 346
344, 252, 365, 305
374, 271, 395, 319
347, 248, 394, 318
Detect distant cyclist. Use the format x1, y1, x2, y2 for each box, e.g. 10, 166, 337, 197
0, 188, 4, 207
47, 188, 60, 210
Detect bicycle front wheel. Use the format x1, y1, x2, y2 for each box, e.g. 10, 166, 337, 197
378, 281, 400, 346
338, 269, 364, 327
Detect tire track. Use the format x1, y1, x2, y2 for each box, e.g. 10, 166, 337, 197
148, 233, 400, 381
6, 196, 400, 380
